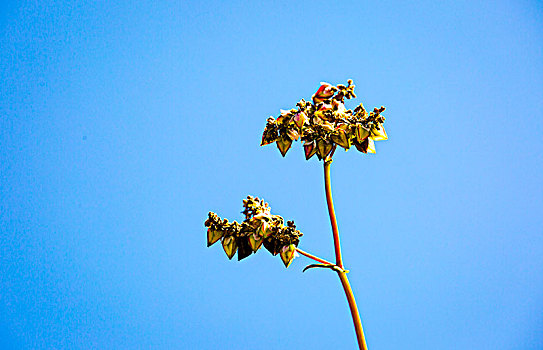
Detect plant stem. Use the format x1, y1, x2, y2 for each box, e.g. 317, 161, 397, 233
337, 271, 368, 350
323, 158, 368, 350
324, 159, 343, 268
295, 247, 334, 265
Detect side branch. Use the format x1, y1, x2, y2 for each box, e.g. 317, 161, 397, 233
295, 247, 334, 265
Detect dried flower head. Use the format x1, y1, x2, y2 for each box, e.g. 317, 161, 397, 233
205, 196, 303, 267
261, 80, 387, 160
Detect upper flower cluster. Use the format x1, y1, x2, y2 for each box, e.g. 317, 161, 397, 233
261, 80, 387, 160
204, 196, 303, 268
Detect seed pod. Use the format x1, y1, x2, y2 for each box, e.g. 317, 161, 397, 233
316, 139, 333, 159
356, 125, 370, 142
261, 123, 278, 146
248, 232, 264, 252
304, 141, 317, 160
280, 244, 297, 268
222, 236, 238, 260
354, 139, 369, 153
331, 129, 350, 150
237, 236, 253, 261
263, 237, 281, 256
276, 137, 292, 157
207, 228, 223, 247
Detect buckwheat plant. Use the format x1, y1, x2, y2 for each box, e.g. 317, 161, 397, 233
205, 80, 387, 350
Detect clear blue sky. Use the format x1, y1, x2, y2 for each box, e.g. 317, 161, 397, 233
1, 1, 542, 349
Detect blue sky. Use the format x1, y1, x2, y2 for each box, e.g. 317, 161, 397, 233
1, 1, 542, 349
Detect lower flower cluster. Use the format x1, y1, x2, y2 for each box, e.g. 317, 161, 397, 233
204, 196, 303, 268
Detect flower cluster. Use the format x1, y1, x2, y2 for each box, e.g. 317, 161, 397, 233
204, 196, 303, 268
261, 80, 387, 160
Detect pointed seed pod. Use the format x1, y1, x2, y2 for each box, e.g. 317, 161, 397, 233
304, 141, 317, 160
316, 139, 333, 159
354, 139, 368, 153
331, 129, 350, 149
222, 236, 238, 260
248, 232, 264, 252
356, 125, 370, 142
207, 228, 223, 247
280, 244, 297, 268
237, 236, 253, 261
276, 137, 292, 157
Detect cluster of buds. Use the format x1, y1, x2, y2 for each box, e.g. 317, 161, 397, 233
261, 80, 387, 159
204, 196, 303, 268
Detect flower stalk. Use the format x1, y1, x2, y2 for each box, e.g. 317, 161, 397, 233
324, 157, 368, 350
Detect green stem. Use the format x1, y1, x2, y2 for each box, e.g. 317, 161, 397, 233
295, 247, 334, 265
324, 158, 368, 350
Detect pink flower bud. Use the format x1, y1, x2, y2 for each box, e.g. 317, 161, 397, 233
312, 82, 336, 103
